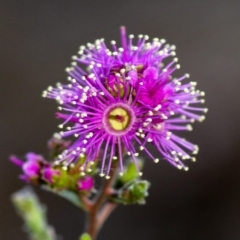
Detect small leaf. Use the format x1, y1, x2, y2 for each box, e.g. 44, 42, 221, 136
120, 162, 139, 183
42, 186, 83, 208
12, 187, 57, 240
79, 233, 92, 240
111, 180, 150, 205
118, 158, 144, 186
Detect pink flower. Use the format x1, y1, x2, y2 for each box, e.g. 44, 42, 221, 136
78, 177, 94, 191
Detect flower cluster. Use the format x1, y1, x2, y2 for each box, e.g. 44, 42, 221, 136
10, 136, 94, 193
43, 27, 206, 178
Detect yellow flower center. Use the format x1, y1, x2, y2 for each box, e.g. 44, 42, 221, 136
108, 107, 130, 131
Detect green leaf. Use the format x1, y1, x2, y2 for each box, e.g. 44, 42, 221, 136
42, 186, 83, 208
112, 180, 150, 205
11, 187, 57, 240
120, 162, 139, 183
79, 233, 92, 240
119, 158, 144, 185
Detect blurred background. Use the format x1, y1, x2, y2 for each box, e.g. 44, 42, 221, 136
1, 0, 240, 239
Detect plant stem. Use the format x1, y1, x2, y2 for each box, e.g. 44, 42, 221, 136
85, 159, 119, 240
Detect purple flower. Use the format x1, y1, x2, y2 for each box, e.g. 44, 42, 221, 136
42, 166, 59, 184
78, 176, 94, 191
10, 153, 44, 181
43, 27, 207, 177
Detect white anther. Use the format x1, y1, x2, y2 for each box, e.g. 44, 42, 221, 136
190, 81, 197, 86
154, 105, 162, 111
198, 116, 205, 122
174, 157, 179, 162
62, 166, 68, 171
120, 68, 126, 74
154, 158, 159, 163
47, 86, 53, 91
161, 114, 168, 120
184, 88, 190, 93
80, 166, 84, 171
81, 113, 87, 117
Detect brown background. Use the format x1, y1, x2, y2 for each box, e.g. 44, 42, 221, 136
1, 0, 240, 239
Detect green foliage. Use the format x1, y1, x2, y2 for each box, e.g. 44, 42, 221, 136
11, 187, 57, 240
112, 180, 150, 205
116, 158, 143, 189
119, 162, 140, 184
42, 186, 83, 208
79, 233, 92, 240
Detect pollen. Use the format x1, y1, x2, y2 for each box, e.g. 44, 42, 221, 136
108, 107, 130, 131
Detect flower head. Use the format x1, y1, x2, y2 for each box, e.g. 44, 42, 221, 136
10, 153, 45, 182
42, 166, 59, 184
77, 176, 94, 191
43, 27, 207, 178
